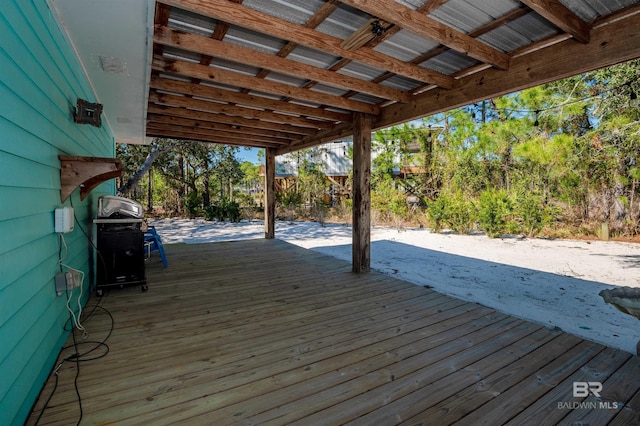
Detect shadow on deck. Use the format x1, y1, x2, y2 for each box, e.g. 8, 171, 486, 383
28, 239, 640, 425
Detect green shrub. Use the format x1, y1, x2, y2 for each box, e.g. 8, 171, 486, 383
428, 195, 448, 232
428, 191, 475, 233
478, 189, 513, 237
518, 193, 545, 236
204, 198, 242, 222
446, 191, 475, 233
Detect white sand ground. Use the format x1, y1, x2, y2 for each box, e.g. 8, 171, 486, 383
150, 218, 640, 355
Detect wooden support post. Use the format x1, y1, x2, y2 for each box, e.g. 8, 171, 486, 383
265, 147, 276, 239
352, 113, 372, 273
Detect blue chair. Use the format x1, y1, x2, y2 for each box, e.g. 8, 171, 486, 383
144, 226, 167, 268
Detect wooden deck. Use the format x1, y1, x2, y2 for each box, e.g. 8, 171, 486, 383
29, 239, 640, 425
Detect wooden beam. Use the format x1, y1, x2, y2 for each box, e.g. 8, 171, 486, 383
265, 148, 276, 239
352, 113, 372, 273
376, 8, 640, 129
147, 104, 317, 136
338, 0, 511, 71
146, 122, 291, 146
152, 56, 380, 115
147, 113, 303, 141
243, 0, 340, 90
310, 7, 640, 145
149, 91, 337, 130
145, 128, 282, 149
150, 76, 352, 123
521, 0, 590, 43
158, 0, 455, 89
154, 26, 412, 103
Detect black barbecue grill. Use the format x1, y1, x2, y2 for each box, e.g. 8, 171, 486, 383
94, 196, 147, 295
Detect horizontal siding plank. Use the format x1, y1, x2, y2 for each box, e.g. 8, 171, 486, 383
0, 51, 110, 159
0, 212, 53, 256
0, 116, 61, 167
0, 234, 58, 291
1, 1, 111, 156
0, 151, 59, 190
0, 187, 61, 222
0, 1, 115, 424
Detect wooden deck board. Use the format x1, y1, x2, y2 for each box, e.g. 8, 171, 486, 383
27, 239, 640, 425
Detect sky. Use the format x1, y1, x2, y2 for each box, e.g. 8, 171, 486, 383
236, 147, 262, 165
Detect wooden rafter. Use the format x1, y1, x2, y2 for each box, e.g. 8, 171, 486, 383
151, 56, 380, 114
158, 0, 456, 89
149, 91, 337, 129
520, 0, 590, 43
154, 26, 411, 103
146, 122, 291, 146
338, 0, 511, 71
246, 0, 340, 84
145, 129, 281, 149
147, 104, 317, 136
147, 113, 304, 141
375, 8, 640, 133
146, 0, 640, 153
149, 76, 352, 123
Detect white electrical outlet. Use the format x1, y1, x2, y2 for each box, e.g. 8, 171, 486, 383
55, 207, 74, 233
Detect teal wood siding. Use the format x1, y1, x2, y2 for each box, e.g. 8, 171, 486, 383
0, 1, 115, 424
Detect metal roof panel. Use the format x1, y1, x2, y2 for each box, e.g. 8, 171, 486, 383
243, 0, 323, 25
375, 29, 440, 61
223, 26, 288, 55
287, 45, 341, 69
560, 0, 638, 22
316, 4, 372, 39
422, 50, 479, 75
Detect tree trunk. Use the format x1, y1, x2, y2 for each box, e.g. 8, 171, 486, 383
118, 142, 162, 195
147, 169, 152, 212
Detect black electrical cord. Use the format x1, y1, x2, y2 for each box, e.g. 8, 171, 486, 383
34, 302, 115, 424
70, 321, 83, 426
63, 305, 114, 362
35, 219, 115, 424
32, 361, 61, 426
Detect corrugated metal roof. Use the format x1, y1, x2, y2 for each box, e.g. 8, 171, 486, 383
562, 0, 638, 22
264, 71, 308, 88
316, 4, 372, 39
223, 26, 287, 55
481, 13, 558, 52
338, 61, 385, 81
287, 45, 341, 69
144, 0, 640, 151
243, 0, 321, 25
381, 75, 424, 92
309, 83, 350, 97
432, 0, 497, 33
375, 29, 440, 61
421, 50, 480, 75
168, 7, 216, 37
